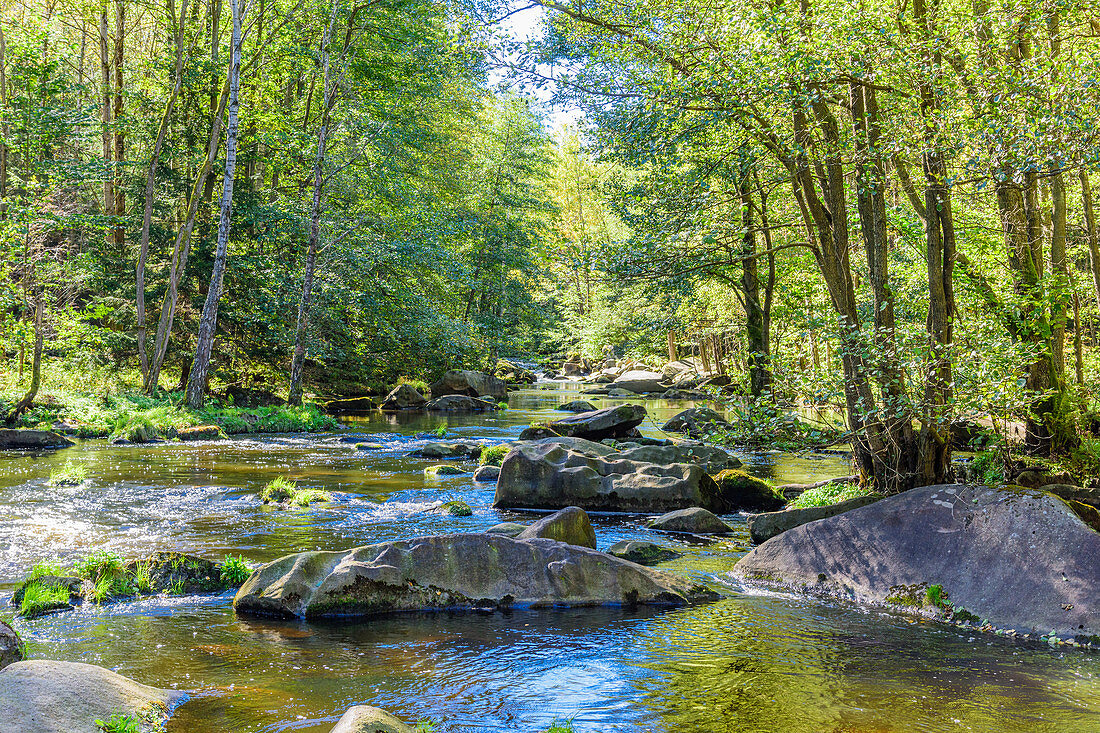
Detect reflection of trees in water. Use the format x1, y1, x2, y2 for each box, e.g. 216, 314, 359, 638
630, 597, 1100, 733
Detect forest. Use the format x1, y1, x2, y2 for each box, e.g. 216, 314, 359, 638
2, 0, 1100, 730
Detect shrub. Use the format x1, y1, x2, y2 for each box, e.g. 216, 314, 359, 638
787, 481, 873, 509
220, 555, 251, 586
971, 449, 1006, 487
479, 444, 511, 467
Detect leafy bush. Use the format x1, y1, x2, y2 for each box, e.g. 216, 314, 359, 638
787, 481, 873, 509
220, 555, 251, 586
714, 397, 842, 451
970, 450, 1006, 487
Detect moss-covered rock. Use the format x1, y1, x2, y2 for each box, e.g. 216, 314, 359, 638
713, 469, 786, 512
607, 540, 682, 565
176, 425, 223, 441
515, 506, 597, 548
425, 464, 466, 477
124, 552, 227, 594
648, 507, 732, 534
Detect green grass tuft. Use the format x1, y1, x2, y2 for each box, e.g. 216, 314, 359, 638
290, 488, 332, 507
47, 463, 88, 486
261, 477, 297, 503
787, 481, 873, 509
28, 560, 63, 581
95, 712, 140, 733
220, 555, 251, 586
19, 582, 72, 618
479, 444, 511, 467
73, 550, 125, 582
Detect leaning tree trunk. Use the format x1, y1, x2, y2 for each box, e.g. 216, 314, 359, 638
288, 2, 340, 406
185, 0, 243, 409
737, 170, 771, 397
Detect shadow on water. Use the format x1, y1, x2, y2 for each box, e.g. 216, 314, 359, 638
2, 383, 1100, 732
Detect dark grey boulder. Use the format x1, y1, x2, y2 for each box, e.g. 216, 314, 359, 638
330, 705, 416, 733
234, 533, 719, 619
380, 384, 427, 410
735, 484, 1100, 639
515, 506, 597, 548
485, 522, 526, 537
429, 370, 507, 401
495, 439, 724, 513
413, 441, 482, 459
618, 443, 742, 474
557, 400, 597, 413
649, 507, 732, 534
424, 395, 500, 412
0, 660, 187, 733
0, 622, 22, 671
473, 465, 501, 482
608, 541, 682, 565
0, 430, 74, 451
747, 494, 881, 544
660, 407, 731, 438
544, 403, 648, 441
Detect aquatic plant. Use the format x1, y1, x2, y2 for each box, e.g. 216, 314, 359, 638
220, 555, 251, 586
479, 444, 510, 467
415, 720, 437, 733
73, 550, 125, 582
28, 560, 63, 581
435, 423, 448, 438
131, 561, 154, 594
787, 481, 873, 509
497, 401, 508, 410
95, 712, 140, 733
90, 572, 135, 604
290, 488, 332, 507
261, 477, 297, 503
19, 582, 71, 618
926, 584, 947, 610
47, 463, 88, 487
545, 720, 576, 733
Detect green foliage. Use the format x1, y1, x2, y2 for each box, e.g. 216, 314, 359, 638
261, 477, 297, 504
290, 489, 332, 507
479, 444, 511, 466
788, 482, 874, 509
545, 721, 576, 733
714, 398, 842, 451
131, 562, 153, 594
397, 377, 430, 395
415, 721, 437, 733
47, 463, 88, 486
27, 560, 63, 581
73, 551, 124, 582
434, 423, 449, 438
95, 713, 139, 733
926, 584, 947, 611
220, 555, 251, 587
970, 450, 1006, 488
19, 582, 71, 618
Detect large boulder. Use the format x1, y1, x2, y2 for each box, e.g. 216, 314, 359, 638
330, 705, 416, 733
234, 533, 719, 619
661, 408, 731, 438
515, 506, 597, 548
494, 360, 536, 385
494, 440, 725, 513
429, 370, 507, 401
747, 493, 881, 544
0, 430, 73, 451
424, 395, 499, 412
649, 507, 732, 534
380, 384, 427, 410
544, 403, 648, 441
0, 623, 22, 671
0, 660, 186, 733
616, 443, 742, 474
735, 485, 1100, 639
612, 370, 668, 394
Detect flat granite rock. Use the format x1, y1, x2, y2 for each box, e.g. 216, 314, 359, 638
0, 660, 186, 733
734, 484, 1100, 640
234, 532, 719, 620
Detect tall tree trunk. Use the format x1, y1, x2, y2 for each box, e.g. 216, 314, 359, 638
737, 166, 770, 397
288, 1, 339, 406
185, 0, 243, 408
99, 1, 113, 229
6, 232, 43, 425
112, 0, 125, 248
1081, 167, 1100, 312
136, 0, 190, 381
0, 22, 8, 219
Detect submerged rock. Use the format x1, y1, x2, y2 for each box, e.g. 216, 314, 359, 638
660, 407, 731, 438
429, 370, 507, 401
424, 395, 500, 412
649, 507, 732, 534
424, 464, 466, 477
0, 660, 186, 733
515, 507, 597, 549
607, 540, 682, 565
124, 552, 229, 594
735, 484, 1100, 640
495, 439, 724, 513
747, 494, 881, 544
380, 384, 428, 410
330, 705, 416, 733
0, 429, 74, 451
233, 533, 719, 620
0, 622, 23, 671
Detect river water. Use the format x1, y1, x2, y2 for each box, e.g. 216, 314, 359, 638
2, 384, 1099, 732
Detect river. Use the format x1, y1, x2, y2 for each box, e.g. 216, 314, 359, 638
2, 383, 1098, 732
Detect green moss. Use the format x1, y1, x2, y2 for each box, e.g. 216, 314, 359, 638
788, 481, 874, 509
440, 500, 473, 517
479, 444, 511, 467
885, 582, 930, 608
290, 488, 332, 507
425, 464, 464, 477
